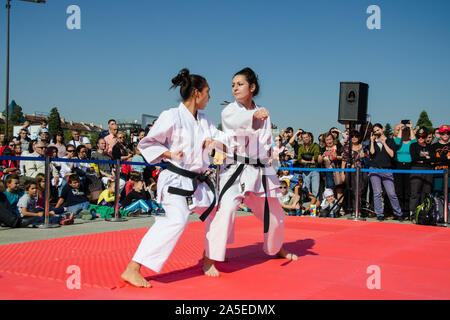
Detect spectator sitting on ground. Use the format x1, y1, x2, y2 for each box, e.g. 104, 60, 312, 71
294, 175, 318, 215
4, 174, 23, 219
34, 173, 68, 217
122, 171, 142, 199
0, 180, 33, 228
18, 180, 73, 226
121, 176, 153, 215
278, 180, 300, 215
55, 174, 91, 218
319, 188, 341, 218
97, 179, 116, 207
145, 177, 164, 213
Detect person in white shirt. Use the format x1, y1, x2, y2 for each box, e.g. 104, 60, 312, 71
121, 68, 229, 288
203, 67, 298, 277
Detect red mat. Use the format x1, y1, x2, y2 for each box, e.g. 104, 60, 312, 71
0, 216, 449, 300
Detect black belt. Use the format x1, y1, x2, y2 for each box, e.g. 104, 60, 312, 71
166, 162, 216, 222
218, 154, 270, 234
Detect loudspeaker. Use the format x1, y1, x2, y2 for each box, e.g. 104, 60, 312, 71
338, 82, 369, 124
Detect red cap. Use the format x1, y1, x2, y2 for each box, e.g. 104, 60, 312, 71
438, 125, 450, 133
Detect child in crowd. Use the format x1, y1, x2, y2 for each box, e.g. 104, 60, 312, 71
121, 176, 154, 215
146, 178, 164, 214
34, 173, 68, 218
4, 174, 24, 218
98, 179, 116, 207
278, 180, 300, 216
55, 174, 92, 218
17, 181, 74, 226
293, 175, 318, 215
319, 188, 340, 218
122, 171, 141, 199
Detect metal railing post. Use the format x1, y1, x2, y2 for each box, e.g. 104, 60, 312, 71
349, 167, 365, 221
38, 155, 60, 229
438, 168, 448, 227
105, 159, 126, 222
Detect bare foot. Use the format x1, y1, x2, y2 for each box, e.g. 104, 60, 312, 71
276, 247, 298, 261
202, 250, 229, 263
203, 256, 220, 277
121, 261, 152, 288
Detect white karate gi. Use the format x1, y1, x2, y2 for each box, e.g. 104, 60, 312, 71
132, 103, 228, 273
204, 101, 286, 262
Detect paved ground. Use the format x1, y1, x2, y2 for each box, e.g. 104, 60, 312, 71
0, 211, 425, 246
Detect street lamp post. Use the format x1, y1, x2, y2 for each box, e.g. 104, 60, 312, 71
4, 0, 45, 140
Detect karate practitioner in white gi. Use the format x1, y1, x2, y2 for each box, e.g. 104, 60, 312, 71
121, 69, 228, 288
203, 67, 298, 277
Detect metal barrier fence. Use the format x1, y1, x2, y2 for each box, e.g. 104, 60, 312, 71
0, 155, 447, 228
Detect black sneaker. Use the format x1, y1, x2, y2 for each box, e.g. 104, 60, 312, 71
377, 216, 385, 221
393, 215, 404, 222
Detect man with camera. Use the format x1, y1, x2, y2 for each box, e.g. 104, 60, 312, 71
430, 125, 450, 196
369, 123, 403, 221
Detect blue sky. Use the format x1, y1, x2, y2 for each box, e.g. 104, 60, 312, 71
0, 0, 449, 139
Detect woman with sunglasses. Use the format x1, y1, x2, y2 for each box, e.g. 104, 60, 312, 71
0, 140, 21, 179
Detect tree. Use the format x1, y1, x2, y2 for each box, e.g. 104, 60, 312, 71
10, 105, 24, 125
415, 110, 433, 132
47, 107, 62, 138
384, 123, 393, 139
217, 123, 222, 131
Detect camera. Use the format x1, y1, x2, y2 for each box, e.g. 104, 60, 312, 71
401, 120, 410, 125
373, 132, 381, 138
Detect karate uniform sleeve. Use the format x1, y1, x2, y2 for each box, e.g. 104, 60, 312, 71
221, 103, 256, 134
138, 110, 175, 164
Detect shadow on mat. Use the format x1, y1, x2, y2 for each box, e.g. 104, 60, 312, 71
147, 238, 316, 284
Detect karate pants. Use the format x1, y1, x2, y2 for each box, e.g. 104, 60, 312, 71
204, 184, 286, 262
132, 192, 208, 273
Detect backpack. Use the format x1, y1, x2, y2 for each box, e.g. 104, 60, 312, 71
415, 194, 437, 225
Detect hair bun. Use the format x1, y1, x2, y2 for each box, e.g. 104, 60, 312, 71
171, 68, 190, 88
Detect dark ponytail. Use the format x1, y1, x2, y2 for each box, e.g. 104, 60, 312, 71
170, 68, 207, 101
234, 67, 260, 97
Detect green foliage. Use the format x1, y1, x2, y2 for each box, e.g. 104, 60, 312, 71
384, 123, 393, 139
416, 110, 433, 132
10, 105, 24, 125
47, 107, 62, 138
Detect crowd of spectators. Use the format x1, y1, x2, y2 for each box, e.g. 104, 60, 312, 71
0, 119, 162, 228
275, 122, 450, 222
0, 116, 448, 228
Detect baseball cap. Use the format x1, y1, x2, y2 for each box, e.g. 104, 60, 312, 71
438, 125, 450, 133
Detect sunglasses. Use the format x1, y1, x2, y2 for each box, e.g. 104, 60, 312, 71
36, 146, 47, 149
280, 186, 287, 189
67, 150, 75, 152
